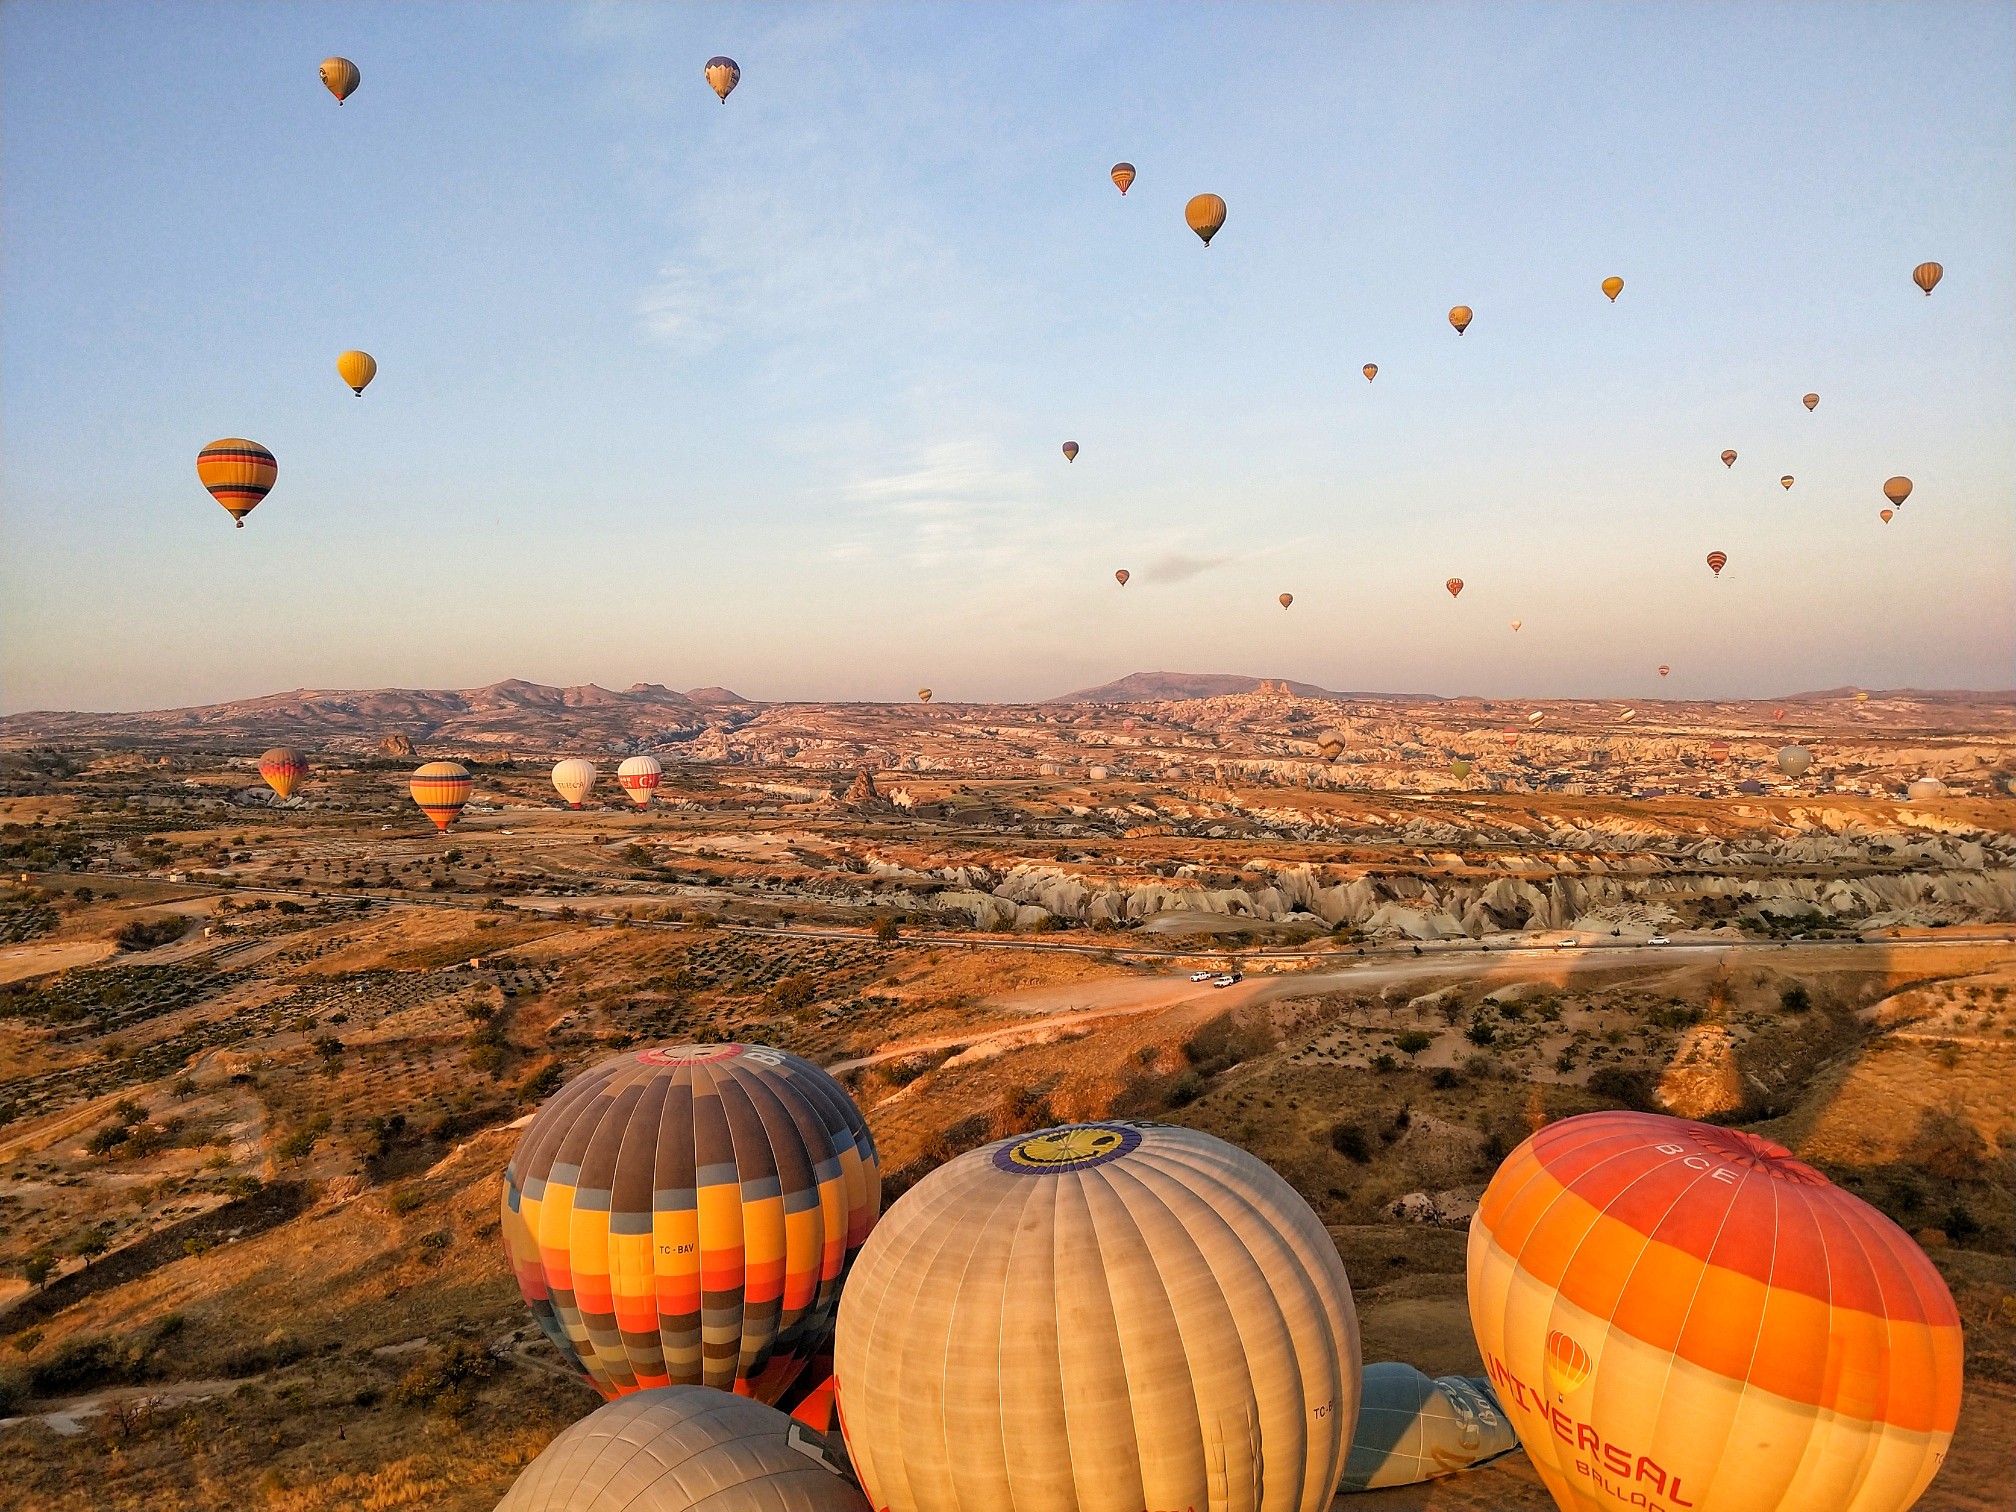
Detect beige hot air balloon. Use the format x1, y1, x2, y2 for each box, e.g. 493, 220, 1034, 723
704, 56, 740, 102
1913, 261, 1943, 295
1316, 728, 1347, 762
1776, 745, 1812, 777
1185, 193, 1226, 246
1114, 568, 1129, 586
551, 758, 598, 809
1526, 710, 1544, 726
1618, 708, 1637, 722
319, 57, 360, 104
1601, 276, 1623, 303
833, 1122, 1361, 1512
1883, 476, 1912, 506
1279, 592, 1294, 609
1908, 776, 1947, 801
1802, 392, 1819, 411
1363, 363, 1378, 381
336, 350, 376, 396
1720, 449, 1737, 468
1448, 305, 1473, 334
1110, 162, 1135, 195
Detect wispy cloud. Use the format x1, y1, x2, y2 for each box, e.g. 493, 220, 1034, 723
838, 440, 1040, 570
1142, 550, 1233, 584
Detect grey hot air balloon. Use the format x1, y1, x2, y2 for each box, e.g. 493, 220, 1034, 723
1339, 1363, 1521, 1492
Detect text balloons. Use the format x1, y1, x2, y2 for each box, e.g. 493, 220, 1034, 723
1913, 261, 1943, 295
834, 1122, 1360, 1512
409, 761, 471, 832
617, 754, 662, 807
336, 350, 376, 396
551, 758, 598, 808
1802, 392, 1819, 411
1446, 577, 1465, 598
258, 748, 307, 800
1706, 550, 1727, 577
1721, 450, 1737, 468
1449, 305, 1473, 334
1061, 441, 1078, 462
1883, 476, 1913, 506
1601, 277, 1623, 303
1777, 745, 1812, 777
1185, 193, 1226, 246
503, 1043, 880, 1403
1111, 162, 1135, 195
1114, 569, 1129, 586
1469, 1111, 1961, 1512
319, 57, 359, 103
1363, 363, 1378, 381
705, 57, 740, 102
196, 438, 276, 528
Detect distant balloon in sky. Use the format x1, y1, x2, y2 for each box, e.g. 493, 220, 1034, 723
1450, 758, 1473, 779
1776, 745, 1812, 777
258, 748, 307, 800
409, 761, 471, 832
319, 57, 359, 103
1601, 276, 1623, 302
1061, 441, 1078, 462
1913, 261, 1943, 295
1706, 550, 1727, 577
1279, 592, 1294, 609
1720, 449, 1737, 468
1780, 475, 1794, 490
1883, 476, 1913, 506
1772, 708, 1786, 720
1802, 392, 1819, 411
917, 688, 932, 703
1880, 508, 1894, 523
1509, 619, 1522, 632
1185, 193, 1226, 246
1110, 162, 1135, 195
336, 350, 376, 396
1114, 569, 1129, 586
1856, 691, 1871, 703
1469, 1111, 1961, 1512
1363, 363, 1378, 381
616, 755, 662, 807
705, 56, 740, 102
196, 438, 277, 528
1445, 578, 1464, 598
1448, 305, 1473, 334
1657, 665, 1670, 678
551, 758, 598, 809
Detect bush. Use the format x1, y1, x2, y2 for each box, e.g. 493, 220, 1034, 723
1394, 1030, 1434, 1058
873, 917, 901, 944
115, 916, 188, 951
385, 1186, 428, 1217
1328, 1123, 1372, 1163
1779, 983, 1812, 1014
1464, 1019, 1497, 1047
1587, 1066, 1658, 1111
1164, 1071, 1205, 1107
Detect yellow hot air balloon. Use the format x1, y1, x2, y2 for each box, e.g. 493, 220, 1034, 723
616, 754, 662, 807
1279, 592, 1294, 609
319, 57, 359, 104
1802, 392, 1819, 411
336, 350, 376, 396
409, 761, 472, 832
1780, 475, 1794, 490
1110, 162, 1135, 195
1912, 261, 1943, 295
1720, 449, 1737, 468
1061, 441, 1078, 462
1880, 507, 1893, 523
1114, 568, 1129, 586
1601, 276, 1623, 303
917, 688, 932, 703
1855, 691, 1870, 703
1883, 476, 1912, 506
551, 758, 598, 809
1363, 363, 1378, 381
1469, 1112, 1961, 1512
834, 1122, 1361, 1512
1185, 193, 1226, 246
704, 56, 740, 102
1448, 305, 1473, 334
258, 747, 307, 800
1450, 758, 1473, 779
196, 438, 277, 528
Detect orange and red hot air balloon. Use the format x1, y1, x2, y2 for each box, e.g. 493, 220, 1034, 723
409, 761, 472, 832
258, 748, 307, 800
1445, 578, 1464, 599
1469, 1111, 1961, 1512
1883, 476, 1913, 507
1110, 162, 1135, 195
1278, 592, 1293, 609
1720, 450, 1737, 468
1448, 305, 1473, 334
1657, 665, 1670, 678
1114, 569, 1130, 586
1363, 364, 1378, 381
1706, 550, 1727, 578
1912, 261, 1943, 296
197, 439, 277, 528
1880, 508, 1894, 523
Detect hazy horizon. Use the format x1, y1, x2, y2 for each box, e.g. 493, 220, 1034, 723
4, 2, 2012, 714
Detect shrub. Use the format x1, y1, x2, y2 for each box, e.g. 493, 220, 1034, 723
1394, 1030, 1434, 1058
274, 900, 305, 916
873, 917, 901, 944
1779, 983, 1812, 1014
115, 916, 188, 951
1464, 1019, 1497, 1047
1587, 1066, 1658, 1111
1164, 1071, 1205, 1106
1328, 1123, 1372, 1163
385, 1186, 428, 1217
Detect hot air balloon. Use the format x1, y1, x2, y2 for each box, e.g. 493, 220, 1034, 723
319, 57, 359, 103
1776, 745, 1812, 777
1446, 578, 1465, 599
494, 1387, 865, 1512
1772, 708, 1786, 720
1114, 569, 1129, 586
1510, 619, 1523, 632
917, 688, 932, 703
1880, 507, 1896, 524
409, 761, 471, 832
1061, 441, 1078, 463
704, 56, 740, 102
617, 754, 662, 807
1468, 1111, 1961, 1512
1316, 729, 1347, 762
196, 438, 277, 528
258, 747, 307, 800
1913, 261, 1943, 295
1707, 740, 1730, 761
833, 1122, 1360, 1512
1883, 476, 1912, 506
335, 350, 376, 396
1110, 162, 1135, 195
1363, 363, 1378, 381
551, 758, 598, 809
1855, 691, 1870, 703
1185, 193, 1226, 246
1451, 758, 1473, 779
1706, 550, 1727, 577
1501, 729, 1519, 748
1802, 393, 1819, 411
1601, 277, 1623, 303
1657, 666, 1670, 678
1527, 711, 1545, 726
1340, 1363, 1519, 1493
1780, 475, 1794, 490
1448, 305, 1473, 334
1720, 450, 1737, 468
1908, 776, 1947, 802
1618, 709, 1636, 722
503, 1043, 880, 1404
1279, 592, 1294, 609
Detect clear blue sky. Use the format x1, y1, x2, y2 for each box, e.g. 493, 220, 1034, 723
3, 1, 2010, 711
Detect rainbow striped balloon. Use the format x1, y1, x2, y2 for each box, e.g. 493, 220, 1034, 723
196, 438, 277, 527
257, 747, 307, 799
502, 1044, 879, 1404
408, 761, 471, 832
1469, 1111, 1961, 1512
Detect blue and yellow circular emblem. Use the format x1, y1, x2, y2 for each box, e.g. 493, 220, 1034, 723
993, 1123, 1142, 1175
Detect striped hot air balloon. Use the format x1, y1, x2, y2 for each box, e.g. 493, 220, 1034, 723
196, 439, 277, 527
616, 754, 662, 807
409, 761, 471, 832
1110, 162, 1135, 195
502, 1043, 879, 1404
1706, 550, 1727, 577
257, 747, 307, 800
1469, 1112, 1962, 1512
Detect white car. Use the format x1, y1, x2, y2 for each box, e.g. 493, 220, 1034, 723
1190, 970, 1217, 982
1212, 973, 1242, 988
1648, 935, 1671, 946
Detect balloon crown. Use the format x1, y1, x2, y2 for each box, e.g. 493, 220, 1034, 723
993, 1121, 1145, 1174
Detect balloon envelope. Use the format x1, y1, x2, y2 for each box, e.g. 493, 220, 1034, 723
196, 438, 277, 527
1721, 450, 1737, 468
1657, 666, 1670, 678
1448, 305, 1473, 333
834, 1122, 1360, 1512
1803, 393, 1819, 411
1881, 508, 1894, 523
704, 56, 740, 101
1908, 777, 1947, 801
1340, 1363, 1519, 1492
1883, 476, 1913, 505
494, 1387, 865, 1512
1706, 551, 1727, 577
1363, 363, 1378, 381
1469, 1111, 1961, 1512
1061, 441, 1078, 462
1601, 277, 1623, 302
1781, 476, 1794, 489
1913, 261, 1943, 295
1777, 745, 1812, 777
551, 758, 598, 808
503, 1043, 880, 1403
409, 761, 471, 832
1110, 162, 1135, 195
1279, 592, 1294, 609
1618, 709, 1636, 722
1446, 578, 1464, 598
1451, 758, 1473, 778
1527, 711, 1544, 725
258, 747, 307, 799
1185, 193, 1227, 245
336, 350, 376, 395
1317, 729, 1347, 761
916, 688, 932, 703
1510, 619, 1522, 632
617, 754, 662, 807
319, 56, 359, 102
1114, 569, 1129, 586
